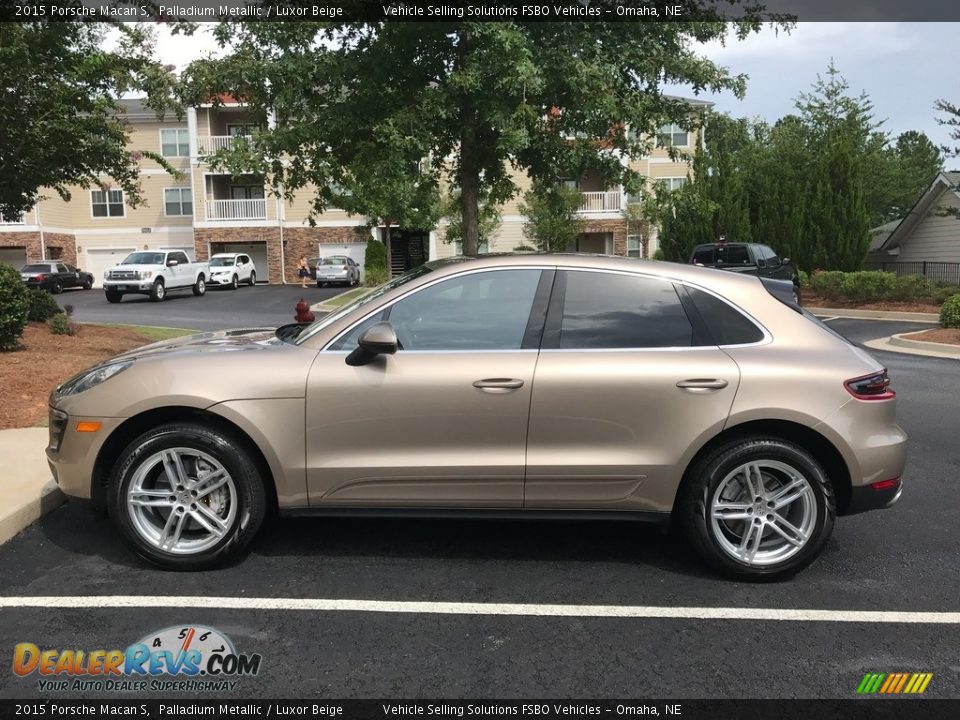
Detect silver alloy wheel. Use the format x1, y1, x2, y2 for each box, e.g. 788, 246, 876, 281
155, 282, 165, 300
126, 447, 237, 555
709, 460, 817, 566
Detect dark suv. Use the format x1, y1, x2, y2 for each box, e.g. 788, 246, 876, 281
19, 262, 94, 294
690, 242, 800, 304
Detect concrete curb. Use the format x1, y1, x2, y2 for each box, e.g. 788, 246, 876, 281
0, 428, 65, 545
808, 307, 940, 323
863, 332, 960, 360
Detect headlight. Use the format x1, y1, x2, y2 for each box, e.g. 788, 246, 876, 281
139, 271, 153, 279
57, 361, 134, 397
103, 270, 109, 279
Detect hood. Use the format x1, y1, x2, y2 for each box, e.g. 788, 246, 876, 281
109, 327, 282, 362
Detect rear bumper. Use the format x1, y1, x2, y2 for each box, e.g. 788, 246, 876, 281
845, 478, 903, 515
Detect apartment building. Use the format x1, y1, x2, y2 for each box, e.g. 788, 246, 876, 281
0, 98, 705, 285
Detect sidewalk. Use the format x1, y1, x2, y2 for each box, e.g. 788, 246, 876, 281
807, 306, 940, 323
0, 428, 64, 545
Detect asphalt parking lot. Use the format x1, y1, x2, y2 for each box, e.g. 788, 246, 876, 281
0, 315, 957, 700
53, 283, 347, 331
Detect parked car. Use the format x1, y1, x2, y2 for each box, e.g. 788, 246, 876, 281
46, 254, 906, 579
19, 262, 94, 294
312, 255, 360, 287
102, 250, 209, 303
690, 241, 801, 304
207, 253, 257, 289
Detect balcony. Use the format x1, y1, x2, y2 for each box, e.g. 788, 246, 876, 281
204, 199, 267, 221
577, 191, 623, 214
196, 135, 247, 155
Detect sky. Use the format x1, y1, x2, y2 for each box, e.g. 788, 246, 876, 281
147, 22, 959, 160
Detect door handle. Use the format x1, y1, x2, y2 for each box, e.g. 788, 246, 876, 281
676, 379, 728, 390
473, 378, 524, 391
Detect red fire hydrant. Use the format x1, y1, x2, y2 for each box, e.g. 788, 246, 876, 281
295, 298, 315, 324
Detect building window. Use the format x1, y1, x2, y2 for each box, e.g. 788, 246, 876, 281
657, 124, 689, 148
160, 128, 190, 157
164, 188, 193, 216
454, 240, 489, 255
91, 189, 124, 218
559, 179, 579, 191
0, 210, 24, 224
627, 235, 642, 258
662, 177, 688, 191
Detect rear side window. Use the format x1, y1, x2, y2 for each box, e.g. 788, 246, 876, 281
714, 245, 750, 264
551, 271, 693, 349
692, 247, 714, 264
685, 286, 764, 346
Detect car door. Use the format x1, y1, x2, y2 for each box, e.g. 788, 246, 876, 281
56, 263, 75, 288
525, 269, 742, 513
304, 267, 552, 507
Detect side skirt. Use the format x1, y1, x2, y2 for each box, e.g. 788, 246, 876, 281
278, 506, 671, 526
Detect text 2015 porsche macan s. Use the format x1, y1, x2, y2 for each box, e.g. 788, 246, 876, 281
47, 255, 907, 580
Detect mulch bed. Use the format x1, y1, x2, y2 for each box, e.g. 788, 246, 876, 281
0, 323, 153, 430
905, 327, 960, 346
803, 294, 942, 314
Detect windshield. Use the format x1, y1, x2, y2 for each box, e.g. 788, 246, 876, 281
209, 257, 235, 267
321, 257, 348, 265
122, 252, 165, 265
294, 264, 433, 345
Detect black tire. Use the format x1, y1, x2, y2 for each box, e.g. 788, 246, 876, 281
108, 423, 267, 570
150, 279, 166, 302
51, 280, 63, 295
677, 437, 835, 582
230, 274, 239, 290
317, 281, 325, 288
105, 291, 123, 304
82, 278, 93, 290
248, 271, 256, 286
792, 284, 802, 306
192, 275, 206, 296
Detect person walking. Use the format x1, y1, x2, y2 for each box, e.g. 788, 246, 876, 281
298, 256, 310, 289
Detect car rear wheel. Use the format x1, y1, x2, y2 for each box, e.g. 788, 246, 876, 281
678, 437, 835, 581
248, 271, 256, 286
108, 423, 267, 570
150, 279, 165, 302
193, 275, 206, 296
51, 280, 63, 295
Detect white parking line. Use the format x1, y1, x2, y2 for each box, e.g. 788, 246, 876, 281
1, 596, 959, 624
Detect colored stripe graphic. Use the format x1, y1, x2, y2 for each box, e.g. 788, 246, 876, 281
858, 672, 932, 694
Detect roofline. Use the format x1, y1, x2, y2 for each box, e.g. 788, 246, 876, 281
878, 171, 958, 252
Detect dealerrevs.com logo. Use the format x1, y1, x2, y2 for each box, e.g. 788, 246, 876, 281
12, 625, 262, 693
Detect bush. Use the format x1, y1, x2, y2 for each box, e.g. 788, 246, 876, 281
0, 264, 30, 350
890, 274, 933, 301
364, 238, 387, 273
840, 271, 896, 302
931, 285, 960, 305
48, 312, 76, 336
512, 244, 536, 252
26, 288, 62, 322
363, 265, 389, 287
941, 294, 960, 329
797, 269, 810, 287
652, 248, 665, 261
808, 270, 846, 300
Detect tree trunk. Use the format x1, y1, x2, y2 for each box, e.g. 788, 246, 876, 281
383, 222, 393, 279
459, 127, 480, 257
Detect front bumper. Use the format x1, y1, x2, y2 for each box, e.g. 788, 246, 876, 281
45, 407, 123, 501
208, 274, 235, 285
103, 280, 153, 293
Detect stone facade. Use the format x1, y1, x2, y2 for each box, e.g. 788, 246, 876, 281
43, 233, 78, 267
0, 231, 43, 264
581, 219, 632, 257
194, 225, 368, 283
0, 231, 79, 266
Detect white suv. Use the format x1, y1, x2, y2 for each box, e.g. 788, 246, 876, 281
208, 253, 257, 289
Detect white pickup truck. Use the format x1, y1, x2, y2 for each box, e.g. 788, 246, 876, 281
103, 250, 209, 303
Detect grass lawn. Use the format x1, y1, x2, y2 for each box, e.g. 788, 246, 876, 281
323, 288, 370, 308
94, 323, 196, 343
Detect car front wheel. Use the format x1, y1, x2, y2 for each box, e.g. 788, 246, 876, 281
230, 274, 239, 290
678, 437, 835, 581
108, 423, 267, 569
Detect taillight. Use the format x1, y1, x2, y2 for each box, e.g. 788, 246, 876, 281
870, 478, 900, 491
844, 370, 895, 400
35, 274, 44, 281
341, 265, 348, 271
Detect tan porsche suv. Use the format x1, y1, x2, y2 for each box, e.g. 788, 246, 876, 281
46, 255, 907, 580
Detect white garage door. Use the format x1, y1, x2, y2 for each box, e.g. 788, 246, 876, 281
85, 248, 136, 288
318, 242, 367, 279
0, 247, 28, 269
222, 243, 268, 283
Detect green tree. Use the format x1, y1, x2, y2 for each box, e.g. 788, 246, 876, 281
441, 189, 501, 253
177, 14, 776, 258
935, 98, 960, 159
520, 182, 585, 253
0, 23, 179, 219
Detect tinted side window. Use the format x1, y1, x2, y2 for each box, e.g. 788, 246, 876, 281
692, 247, 714, 264
56, 264, 69, 273
685, 286, 764, 346
332, 269, 542, 351
556, 271, 693, 349
715, 245, 750, 265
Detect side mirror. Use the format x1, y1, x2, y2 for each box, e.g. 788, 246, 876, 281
781, 257, 791, 266
346, 322, 398, 366
167, 259, 179, 267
